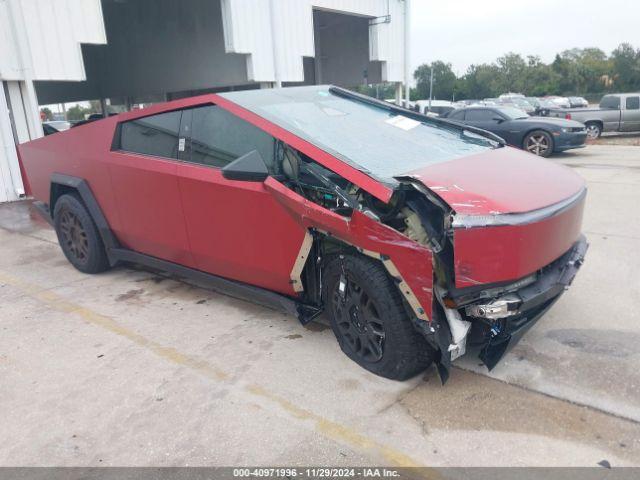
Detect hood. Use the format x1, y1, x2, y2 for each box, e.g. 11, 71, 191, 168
400, 146, 585, 216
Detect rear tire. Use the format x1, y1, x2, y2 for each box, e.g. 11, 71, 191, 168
585, 122, 602, 139
324, 254, 436, 380
523, 130, 554, 157
53, 193, 110, 274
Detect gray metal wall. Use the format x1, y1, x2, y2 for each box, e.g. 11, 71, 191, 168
36, 0, 250, 104
313, 10, 382, 86
36, 0, 387, 105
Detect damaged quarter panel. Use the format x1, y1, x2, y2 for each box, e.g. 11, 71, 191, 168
264, 177, 435, 321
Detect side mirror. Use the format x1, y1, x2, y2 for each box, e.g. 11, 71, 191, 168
221, 150, 269, 182
492, 117, 505, 123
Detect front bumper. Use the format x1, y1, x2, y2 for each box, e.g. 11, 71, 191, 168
554, 131, 588, 151
467, 234, 588, 369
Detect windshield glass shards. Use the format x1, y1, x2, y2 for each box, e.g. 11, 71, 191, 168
220, 86, 498, 182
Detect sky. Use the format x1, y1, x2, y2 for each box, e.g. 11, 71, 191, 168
410, 0, 640, 75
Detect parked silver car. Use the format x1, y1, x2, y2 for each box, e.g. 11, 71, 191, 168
549, 93, 640, 138
568, 96, 589, 108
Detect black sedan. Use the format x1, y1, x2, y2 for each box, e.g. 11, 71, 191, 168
445, 106, 587, 157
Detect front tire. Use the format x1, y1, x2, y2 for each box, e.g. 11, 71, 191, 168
53, 194, 110, 274
324, 254, 436, 380
585, 122, 602, 139
523, 130, 554, 157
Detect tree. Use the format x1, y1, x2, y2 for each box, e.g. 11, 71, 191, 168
572, 48, 611, 94
495, 53, 528, 93
414, 61, 457, 101
410, 42, 636, 103
350, 83, 398, 100
458, 64, 502, 99
40, 107, 53, 121
611, 43, 640, 91
66, 104, 91, 121
522, 56, 560, 96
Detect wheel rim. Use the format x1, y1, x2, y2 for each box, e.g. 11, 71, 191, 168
332, 274, 385, 363
59, 209, 89, 262
526, 134, 550, 156
586, 125, 600, 139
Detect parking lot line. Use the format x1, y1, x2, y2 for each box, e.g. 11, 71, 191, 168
0, 268, 435, 472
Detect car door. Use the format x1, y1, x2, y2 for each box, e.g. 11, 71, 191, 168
108, 109, 195, 267
622, 95, 640, 132
464, 109, 516, 144
599, 95, 622, 131
175, 104, 308, 295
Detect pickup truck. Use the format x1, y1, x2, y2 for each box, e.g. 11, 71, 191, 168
549, 93, 640, 138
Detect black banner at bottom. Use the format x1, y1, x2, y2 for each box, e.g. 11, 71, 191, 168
0, 467, 637, 480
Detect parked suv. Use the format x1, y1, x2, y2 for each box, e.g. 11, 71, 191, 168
20, 86, 588, 382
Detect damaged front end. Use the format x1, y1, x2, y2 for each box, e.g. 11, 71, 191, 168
418, 188, 588, 380
271, 151, 588, 382
231, 86, 589, 383
443, 235, 587, 371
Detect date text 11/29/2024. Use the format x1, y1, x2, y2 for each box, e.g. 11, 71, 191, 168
233, 468, 402, 478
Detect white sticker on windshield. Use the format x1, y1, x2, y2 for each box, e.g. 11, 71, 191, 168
386, 115, 420, 131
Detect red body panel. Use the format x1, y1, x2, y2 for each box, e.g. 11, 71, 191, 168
19, 118, 122, 236
19, 95, 394, 296
107, 151, 195, 266
405, 145, 587, 288
176, 162, 307, 295
264, 178, 434, 318
18, 92, 587, 323
453, 193, 586, 288
406, 146, 584, 215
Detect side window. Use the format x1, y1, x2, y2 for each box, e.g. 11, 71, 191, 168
448, 109, 465, 120
118, 110, 182, 159
188, 105, 275, 169
465, 109, 493, 121
600, 95, 620, 109
626, 96, 640, 110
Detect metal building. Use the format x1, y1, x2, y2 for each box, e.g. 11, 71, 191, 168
1, 0, 411, 203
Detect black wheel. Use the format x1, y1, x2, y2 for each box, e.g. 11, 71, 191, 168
53, 194, 110, 274
523, 130, 554, 157
324, 254, 436, 380
585, 122, 602, 139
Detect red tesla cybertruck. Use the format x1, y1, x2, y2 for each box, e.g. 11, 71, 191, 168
20, 86, 587, 381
